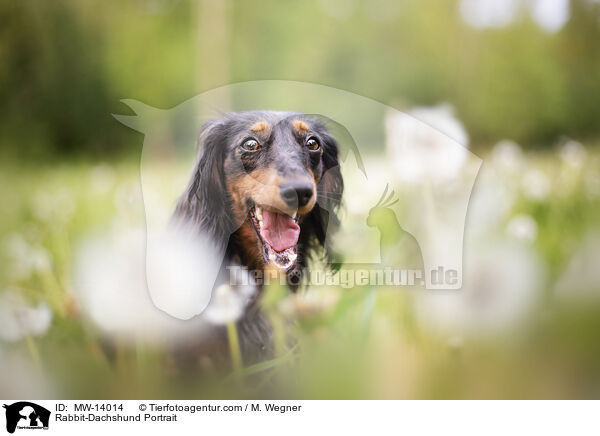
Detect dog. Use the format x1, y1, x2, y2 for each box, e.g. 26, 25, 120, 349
172, 111, 343, 366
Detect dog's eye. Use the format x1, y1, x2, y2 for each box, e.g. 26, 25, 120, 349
240, 138, 260, 152
306, 137, 320, 151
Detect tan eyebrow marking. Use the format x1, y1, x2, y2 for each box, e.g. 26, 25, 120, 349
292, 120, 310, 132
250, 121, 270, 133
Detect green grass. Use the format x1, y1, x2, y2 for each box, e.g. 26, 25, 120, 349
1, 147, 600, 399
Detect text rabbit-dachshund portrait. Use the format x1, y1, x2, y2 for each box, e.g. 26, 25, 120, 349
172, 111, 343, 365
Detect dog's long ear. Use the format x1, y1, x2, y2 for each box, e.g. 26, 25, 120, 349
172, 120, 233, 250
319, 130, 344, 215
301, 129, 343, 268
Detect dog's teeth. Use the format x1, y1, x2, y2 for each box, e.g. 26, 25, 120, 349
289, 253, 297, 262
256, 206, 263, 221
268, 252, 276, 262
292, 212, 297, 219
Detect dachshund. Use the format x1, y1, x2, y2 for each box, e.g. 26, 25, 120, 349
172, 111, 343, 366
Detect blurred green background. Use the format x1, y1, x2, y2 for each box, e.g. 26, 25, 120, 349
2, 0, 600, 160
1, 0, 600, 399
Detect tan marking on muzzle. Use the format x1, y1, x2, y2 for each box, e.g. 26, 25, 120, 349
228, 167, 317, 219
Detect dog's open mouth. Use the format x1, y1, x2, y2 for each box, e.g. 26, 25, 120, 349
249, 206, 299, 270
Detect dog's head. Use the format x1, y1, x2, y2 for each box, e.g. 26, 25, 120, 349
174, 111, 343, 273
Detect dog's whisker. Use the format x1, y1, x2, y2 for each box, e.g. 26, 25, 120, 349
317, 191, 343, 198
317, 194, 343, 203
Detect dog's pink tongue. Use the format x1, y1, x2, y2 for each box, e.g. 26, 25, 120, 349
260, 210, 300, 252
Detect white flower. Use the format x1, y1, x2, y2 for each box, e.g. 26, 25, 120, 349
4, 234, 34, 280
0, 291, 52, 342
530, 0, 570, 33
90, 163, 116, 194
522, 168, 551, 201
460, 0, 523, 29
385, 104, 469, 185
506, 214, 538, 243
417, 240, 544, 335
32, 248, 52, 273
460, 0, 569, 33
408, 104, 469, 147
202, 264, 257, 325
202, 284, 245, 325
559, 139, 586, 168
491, 140, 524, 174
73, 227, 182, 340
73, 225, 257, 342
146, 228, 230, 320
3, 234, 53, 281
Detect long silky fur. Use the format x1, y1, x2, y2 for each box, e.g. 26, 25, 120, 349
172, 120, 235, 250
171, 113, 343, 366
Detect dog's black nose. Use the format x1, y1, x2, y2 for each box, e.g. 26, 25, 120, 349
280, 181, 314, 207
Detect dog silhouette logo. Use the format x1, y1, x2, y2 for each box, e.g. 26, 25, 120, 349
3, 402, 50, 434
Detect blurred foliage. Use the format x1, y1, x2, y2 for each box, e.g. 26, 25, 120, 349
1, 145, 599, 398
1, 0, 600, 160
3, 0, 600, 401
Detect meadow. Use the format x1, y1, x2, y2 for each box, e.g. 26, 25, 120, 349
2, 137, 599, 399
